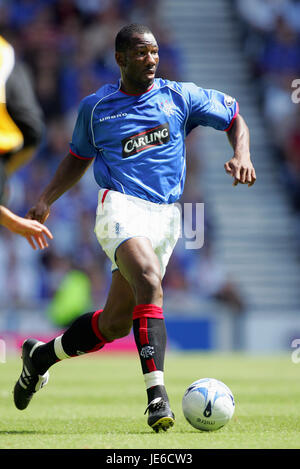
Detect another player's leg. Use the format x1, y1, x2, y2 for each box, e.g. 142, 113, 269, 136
115, 237, 175, 433
13, 270, 135, 410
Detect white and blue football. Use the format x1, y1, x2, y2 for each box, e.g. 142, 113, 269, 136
182, 378, 235, 431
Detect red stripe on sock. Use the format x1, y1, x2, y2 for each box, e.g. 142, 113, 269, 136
146, 358, 156, 372
139, 318, 148, 345
91, 310, 103, 340
138, 316, 157, 372
133, 304, 164, 320
91, 309, 112, 344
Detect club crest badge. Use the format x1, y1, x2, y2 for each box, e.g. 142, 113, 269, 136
159, 99, 177, 117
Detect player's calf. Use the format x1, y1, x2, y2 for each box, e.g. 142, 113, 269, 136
98, 309, 132, 342
29, 310, 111, 375
13, 311, 113, 410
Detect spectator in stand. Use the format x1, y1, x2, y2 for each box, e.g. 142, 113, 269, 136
254, 14, 300, 148
235, 0, 300, 253
281, 108, 300, 212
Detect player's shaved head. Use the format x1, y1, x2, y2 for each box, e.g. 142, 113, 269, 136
115, 24, 154, 53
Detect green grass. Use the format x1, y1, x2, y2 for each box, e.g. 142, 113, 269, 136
0, 352, 299, 449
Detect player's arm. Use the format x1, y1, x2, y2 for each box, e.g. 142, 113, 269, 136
27, 152, 93, 223
224, 114, 256, 187
181, 84, 256, 186
0, 205, 53, 250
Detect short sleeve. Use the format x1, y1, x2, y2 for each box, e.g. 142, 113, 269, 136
182, 83, 239, 134
69, 97, 97, 160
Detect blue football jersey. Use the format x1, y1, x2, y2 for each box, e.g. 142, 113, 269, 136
70, 78, 239, 204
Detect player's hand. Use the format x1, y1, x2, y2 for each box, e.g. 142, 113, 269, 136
224, 156, 256, 187
6, 213, 53, 250
26, 200, 51, 224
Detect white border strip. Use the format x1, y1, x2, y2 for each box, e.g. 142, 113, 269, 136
144, 370, 164, 389
54, 335, 71, 360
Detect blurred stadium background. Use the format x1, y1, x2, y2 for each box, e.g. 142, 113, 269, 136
1, 0, 300, 357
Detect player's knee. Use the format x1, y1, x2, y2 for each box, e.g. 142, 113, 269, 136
104, 321, 131, 340
135, 267, 163, 303
98, 308, 132, 341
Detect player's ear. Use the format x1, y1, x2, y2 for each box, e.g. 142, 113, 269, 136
115, 51, 126, 68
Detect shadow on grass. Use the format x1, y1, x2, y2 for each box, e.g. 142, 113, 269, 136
0, 430, 42, 435
0, 427, 204, 436
0, 416, 205, 436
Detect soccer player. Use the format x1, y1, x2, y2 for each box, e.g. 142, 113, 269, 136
13, 24, 256, 432
0, 34, 53, 249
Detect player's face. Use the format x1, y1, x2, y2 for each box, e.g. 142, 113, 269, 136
119, 33, 159, 90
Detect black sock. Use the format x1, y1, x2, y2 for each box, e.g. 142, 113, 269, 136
133, 315, 168, 404
147, 385, 168, 403
32, 311, 107, 374
31, 338, 58, 375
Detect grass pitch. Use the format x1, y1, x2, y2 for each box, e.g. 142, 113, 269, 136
0, 351, 299, 449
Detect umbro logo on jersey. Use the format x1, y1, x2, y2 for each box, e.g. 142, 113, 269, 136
99, 112, 127, 122
122, 123, 170, 158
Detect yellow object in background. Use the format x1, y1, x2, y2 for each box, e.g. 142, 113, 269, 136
47, 270, 93, 327
0, 36, 24, 154
0, 102, 24, 153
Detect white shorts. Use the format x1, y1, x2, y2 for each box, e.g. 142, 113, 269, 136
94, 189, 181, 277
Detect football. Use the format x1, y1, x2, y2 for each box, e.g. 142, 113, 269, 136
182, 378, 235, 431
